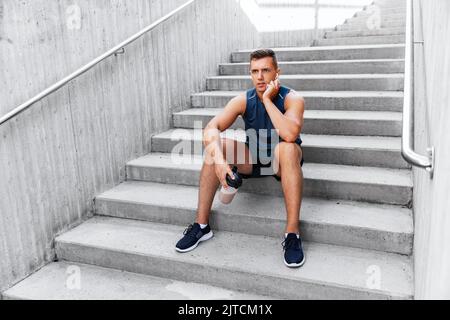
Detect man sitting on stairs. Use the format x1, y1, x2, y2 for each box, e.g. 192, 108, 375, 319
175, 49, 306, 268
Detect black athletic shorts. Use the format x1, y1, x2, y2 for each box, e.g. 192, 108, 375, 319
239, 143, 304, 182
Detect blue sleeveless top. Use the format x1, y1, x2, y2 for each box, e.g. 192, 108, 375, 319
243, 86, 302, 157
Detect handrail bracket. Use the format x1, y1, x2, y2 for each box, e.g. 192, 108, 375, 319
114, 48, 125, 56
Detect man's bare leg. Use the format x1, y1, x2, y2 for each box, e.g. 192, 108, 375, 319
196, 148, 220, 225
273, 142, 304, 235
196, 138, 253, 225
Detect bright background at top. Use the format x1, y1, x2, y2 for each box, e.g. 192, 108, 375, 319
238, 0, 374, 32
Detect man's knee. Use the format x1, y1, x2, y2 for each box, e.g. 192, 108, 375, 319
275, 142, 302, 162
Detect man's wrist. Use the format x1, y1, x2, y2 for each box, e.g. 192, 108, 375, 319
262, 97, 272, 105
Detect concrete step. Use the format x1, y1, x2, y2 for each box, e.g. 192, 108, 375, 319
2, 261, 273, 300
172, 108, 403, 137
336, 20, 406, 31
206, 74, 404, 91
126, 153, 413, 205
365, 2, 406, 9
219, 59, 405, 75
231, 44, 405, 62
354, 6, 406, 18
54, 217, 414, 300
95, 181, 413, 255
314, 35, 406, 46
374, 0, 406, 7
374, 0, 406, 4
151, 129, 409, 169
191, 91, 404, 112
345, 14, 405, 26
373, 0, 406, 5
325, 28, 405, 39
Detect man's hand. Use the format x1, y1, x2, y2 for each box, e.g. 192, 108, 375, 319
262, 74, 281, 103
215, 161, 235, 190
203, 136, 235, 190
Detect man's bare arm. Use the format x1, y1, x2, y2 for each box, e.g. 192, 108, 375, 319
263, 91, 305, 142
203, 94, 246, 186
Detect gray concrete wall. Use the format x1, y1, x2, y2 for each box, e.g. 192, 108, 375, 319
0, 0, 257, 293
412, 0, 450, 299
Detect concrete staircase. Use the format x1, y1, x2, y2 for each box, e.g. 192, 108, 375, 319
3, 0, 414, 300
315, 0, 406, 46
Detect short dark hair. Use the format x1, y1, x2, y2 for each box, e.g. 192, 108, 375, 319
250, 49, 278, 69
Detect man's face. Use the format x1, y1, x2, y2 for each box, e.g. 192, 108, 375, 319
250, 57, 280, 94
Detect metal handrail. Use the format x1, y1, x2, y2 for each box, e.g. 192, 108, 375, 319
0, 0, 196, 126
402, 0, 434, 178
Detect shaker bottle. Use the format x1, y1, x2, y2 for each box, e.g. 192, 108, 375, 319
218, 166, 243, 205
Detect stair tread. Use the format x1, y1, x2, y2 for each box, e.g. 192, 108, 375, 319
326, 31, 406, 39
315, 39, 406, 47
55, 217, 413, 298
96, 180, 413, 235
329, 27, 405, 32
338, 22, 406, 29
192, 90, 404, 98
220, 59, 405, 66
174, 108, 403, 122
3, 261, 272, 300
207, 74, 404, 80
235, 44, 405, 53
127, 153, 412, 187
347, 17, 406, 23
319, 35, 405, 40
154, 128, 402, 151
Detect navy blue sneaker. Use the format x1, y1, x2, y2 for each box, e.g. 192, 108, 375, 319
282, 233, 306, 268
175, 223, 214, 253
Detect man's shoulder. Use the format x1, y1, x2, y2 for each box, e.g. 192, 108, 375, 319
233, 92, 247, 104
224, 92, 247, 117
285, 89, 305, 103
284, 89, 305, 112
